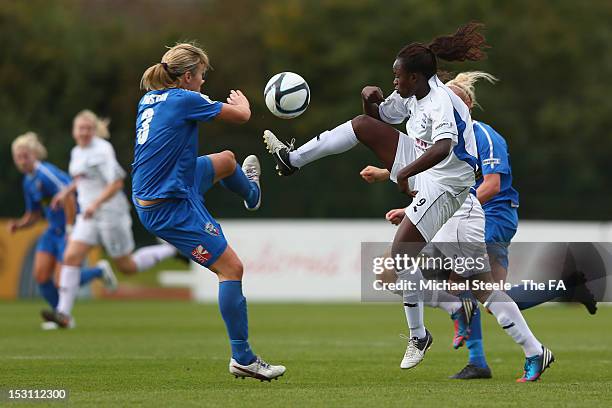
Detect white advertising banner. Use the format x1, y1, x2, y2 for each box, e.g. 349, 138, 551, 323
158, 220, 612, 302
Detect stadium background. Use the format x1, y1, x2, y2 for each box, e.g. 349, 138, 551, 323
2, 0, 612, 225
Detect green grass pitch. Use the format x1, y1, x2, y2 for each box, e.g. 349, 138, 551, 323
1, 301, 611, 407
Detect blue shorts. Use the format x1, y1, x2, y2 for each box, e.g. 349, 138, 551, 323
36, 227, 66, 261
484, 202, 518, 270
134, 156, 227, 267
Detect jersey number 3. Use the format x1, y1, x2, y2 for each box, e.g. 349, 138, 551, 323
137, 108, 155, 145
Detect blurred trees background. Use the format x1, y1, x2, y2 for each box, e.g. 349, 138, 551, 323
2, 0, 612, 242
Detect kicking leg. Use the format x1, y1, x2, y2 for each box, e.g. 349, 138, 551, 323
263, 114, 399, 175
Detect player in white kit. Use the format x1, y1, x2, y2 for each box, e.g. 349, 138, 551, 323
264, 21, 486, 366
42, 110, 178, 328
362, 72, 554, 382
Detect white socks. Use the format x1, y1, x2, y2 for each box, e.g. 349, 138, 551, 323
424, 287, 462, 315
397, 268, 426, 339
289, 121, 359, 168
132, 244, 177, 273
57, 265, 80, 316
485, 290, 543, 357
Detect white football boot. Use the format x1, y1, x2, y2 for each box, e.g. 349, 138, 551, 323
262, 130, 297, 176
400, 329, 433, 369
229, 356, 286, 381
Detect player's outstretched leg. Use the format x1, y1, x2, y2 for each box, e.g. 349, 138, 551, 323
263, 114, 399, 176
211, 246, 286, 381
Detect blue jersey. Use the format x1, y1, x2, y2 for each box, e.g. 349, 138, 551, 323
132, 88, 222, 200
473, 121, 520, 209
23, 161, 70, 230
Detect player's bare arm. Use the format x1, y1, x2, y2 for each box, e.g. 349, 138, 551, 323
396, 138, 452, 195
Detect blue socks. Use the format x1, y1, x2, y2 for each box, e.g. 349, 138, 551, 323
39, 266, 103, 309
38, 280, 59, 309
506, 284, 568, 310
466, 307, 488, 368
218, 280, 256, 365
219, 165, 259, 208
80, 266, 103, 286
460, 292, 488, 368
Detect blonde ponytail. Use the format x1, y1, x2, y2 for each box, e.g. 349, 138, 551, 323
141, 42, 211, 91
12, 132, 48, 160
74, 109, 111, 139
446, 71, 498, 109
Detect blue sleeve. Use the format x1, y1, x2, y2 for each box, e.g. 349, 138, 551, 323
475, 123, 510, 175
23, 180, 40, 212
182, 91, 223, 122
38, 164, 68, 197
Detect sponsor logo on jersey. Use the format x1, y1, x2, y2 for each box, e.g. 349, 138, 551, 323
415, 138, 430, 151
191, 245, 212, 264
204, 222, 220, 236
435, 122, 451, 130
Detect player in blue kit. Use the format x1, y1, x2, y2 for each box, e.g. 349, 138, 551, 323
133, 43, 285, 381
9, 132, 116, 329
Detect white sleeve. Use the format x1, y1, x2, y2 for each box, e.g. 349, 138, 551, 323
97, 143, 126, 183
430, 92, 458, 143
378, 91, 409, 124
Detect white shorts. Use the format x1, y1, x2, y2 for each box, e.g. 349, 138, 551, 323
431, 193, 491, 277
403, 171, 470, 243
391, 130, 471, 242
71, 212, 135, 258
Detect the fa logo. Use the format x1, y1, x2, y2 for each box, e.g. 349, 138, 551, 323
191, 245, 212, 264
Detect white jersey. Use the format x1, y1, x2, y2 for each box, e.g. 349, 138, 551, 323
69, 137, 130, 217
379, 75, 477, 187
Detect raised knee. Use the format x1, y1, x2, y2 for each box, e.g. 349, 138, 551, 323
34, 268, 50, 284
221, 150, 236, 166
351, 114, 373, 139
226, 259, 244, 280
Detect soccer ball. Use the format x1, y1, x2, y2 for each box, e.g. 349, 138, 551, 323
264, 72, 310, 119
